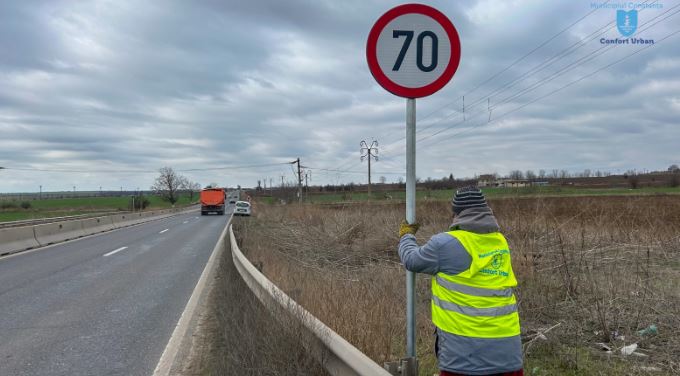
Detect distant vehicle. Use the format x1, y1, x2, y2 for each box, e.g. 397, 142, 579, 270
200, 188, 225, 215
234, 201, 251, 216
227, 191, 239, 204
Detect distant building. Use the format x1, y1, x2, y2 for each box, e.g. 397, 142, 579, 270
478, 175, 549, 188
500, 179, 529, 188
477, 174, 498, 187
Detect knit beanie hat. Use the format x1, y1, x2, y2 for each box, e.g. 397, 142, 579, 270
452, 186, 487, 215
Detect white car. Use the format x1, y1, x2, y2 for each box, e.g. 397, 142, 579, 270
234, 201, 251, 216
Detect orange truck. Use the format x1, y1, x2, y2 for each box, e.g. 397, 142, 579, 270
200, 188, 226, 215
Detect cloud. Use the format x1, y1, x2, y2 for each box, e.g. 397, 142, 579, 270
0, 0, 679, 192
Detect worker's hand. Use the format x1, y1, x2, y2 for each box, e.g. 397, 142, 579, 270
399, 221, 420, 238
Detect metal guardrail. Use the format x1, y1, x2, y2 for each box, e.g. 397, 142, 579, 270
229, 225, 392, 376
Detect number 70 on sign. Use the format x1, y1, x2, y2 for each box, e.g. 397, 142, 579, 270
366, 4, 461, 98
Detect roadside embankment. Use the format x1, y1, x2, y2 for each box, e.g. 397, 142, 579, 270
177, 220, 329, 375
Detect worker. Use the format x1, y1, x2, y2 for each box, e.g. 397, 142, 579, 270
398, 186, 523, 376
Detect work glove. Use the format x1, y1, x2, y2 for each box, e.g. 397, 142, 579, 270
399, 221, 420, 238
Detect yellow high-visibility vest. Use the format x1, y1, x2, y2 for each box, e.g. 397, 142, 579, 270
431, 230, 520, 338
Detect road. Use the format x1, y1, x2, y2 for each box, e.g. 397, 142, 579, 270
0, 209, 231, 376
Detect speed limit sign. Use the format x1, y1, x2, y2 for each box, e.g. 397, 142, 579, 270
366, 4, 462, 365
366, 3, 461, 98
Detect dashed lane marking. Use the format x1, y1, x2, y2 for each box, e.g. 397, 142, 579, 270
159, 229, 169, 234
103, 246, 129, 257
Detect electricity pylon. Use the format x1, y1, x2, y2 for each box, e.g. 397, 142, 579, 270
360, 140, 378, 198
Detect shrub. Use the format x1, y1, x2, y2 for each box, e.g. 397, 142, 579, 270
20, 201, 31, 209
670, 174, 679, 188
131, 196, 150, 210
0, 201, 18, 209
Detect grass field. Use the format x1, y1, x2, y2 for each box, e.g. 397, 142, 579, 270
0, 194, 198, 222
233, 195, 680, 375
300, 186, 680, 204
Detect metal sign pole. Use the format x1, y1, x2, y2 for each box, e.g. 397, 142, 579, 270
405, 97, 416, 358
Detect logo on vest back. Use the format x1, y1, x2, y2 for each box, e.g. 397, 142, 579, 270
491, 254, 504, 270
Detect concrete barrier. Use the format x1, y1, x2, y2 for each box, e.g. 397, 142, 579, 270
110, 214, 132, 229
124, 212, 145, 226
80, 216, 116, 235
1, 206, 198, 256
34, 220, 85, 246
0, 226, 40, 255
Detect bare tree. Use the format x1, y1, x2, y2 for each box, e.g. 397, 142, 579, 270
508, 170, 524, 180
538, 169, 546, 179
187, 181, 202, 201
625, 170, 640, 189
669, 164, 680, 173
379, 176, 387, 184
525, 170, 536, 181
151, 167, 187, 205
582, 169, 591, 178
550, 169, 560, 179
559, 170, 570, 179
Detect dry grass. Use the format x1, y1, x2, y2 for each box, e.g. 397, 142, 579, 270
233, 196, 680, 375
181, 238, 328, 376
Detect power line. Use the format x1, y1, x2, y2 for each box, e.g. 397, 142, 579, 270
366, 1, 614, 154
419, 26, 680, 151
383, 2, 679, 154
302, 166, 403, 175
375, 0, 663, 156
415, 0, 612, 125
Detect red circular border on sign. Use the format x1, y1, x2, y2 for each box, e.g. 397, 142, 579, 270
366, 3, 461, 98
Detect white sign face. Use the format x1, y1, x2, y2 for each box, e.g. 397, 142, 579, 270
366, 4, 460, 98
376, 13, 452, 89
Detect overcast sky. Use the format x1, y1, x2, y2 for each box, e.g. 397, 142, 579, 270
1, 0, 679, 192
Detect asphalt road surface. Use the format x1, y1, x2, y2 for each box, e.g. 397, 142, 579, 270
0, 209, 231, 376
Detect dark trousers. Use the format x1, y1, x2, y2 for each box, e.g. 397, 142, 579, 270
435, 332, 524, 376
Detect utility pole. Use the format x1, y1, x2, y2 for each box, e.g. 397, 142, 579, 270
39, 185, 42, 200
360, 140, 379, 198
304, 170, 311, 201
281, 175, 285, 199
294, 158, 302, 203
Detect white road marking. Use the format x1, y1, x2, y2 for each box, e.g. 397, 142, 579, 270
159, 229, 169, 234
194, 216, 199, 219
182, 220, 188, 224
104, 246, 128, 257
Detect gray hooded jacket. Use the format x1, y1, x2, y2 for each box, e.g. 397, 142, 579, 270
398, 207, 523, 375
